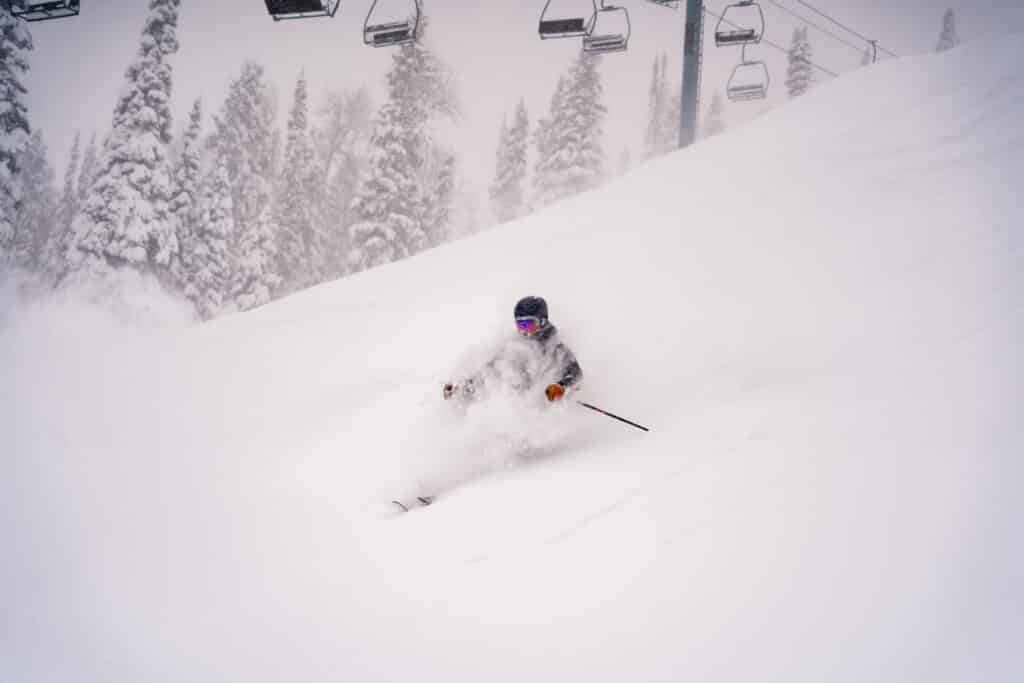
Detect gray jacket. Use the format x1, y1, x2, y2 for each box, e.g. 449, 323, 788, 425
463, 323, 582, 398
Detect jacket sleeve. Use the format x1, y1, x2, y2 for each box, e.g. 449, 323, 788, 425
555, 343, 583, 389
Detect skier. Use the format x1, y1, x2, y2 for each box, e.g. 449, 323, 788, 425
443, 296, 583, 404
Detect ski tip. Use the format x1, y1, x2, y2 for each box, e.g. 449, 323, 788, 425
391, 500, 410, 513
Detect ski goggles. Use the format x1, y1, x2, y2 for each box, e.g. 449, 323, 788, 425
515, 316, 542, 333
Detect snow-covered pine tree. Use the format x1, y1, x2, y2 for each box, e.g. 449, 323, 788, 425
489, 116, 510, 218
68, 0, 182, 282
533, 75, 566, 209
936, 9, 960, 52
275, 73, 320, 293
170, 99, 203, 294
533, 52, 607, 207
489, 97, 529, 224
785, 26, 814, 98
702, 91, 725, 138
312, 87, 373, 281
0, 5, 33, 266
644, 53, 671, 159
184, 156, 233, 320
663, 80, 680, 150
77, 132, 98, 206
420, 145, 456, 248
211, 61, 281, 310
7, 131, 57, 272
349, 18, 458, 272
508, 98, 530, 192
45, 131, 81, 279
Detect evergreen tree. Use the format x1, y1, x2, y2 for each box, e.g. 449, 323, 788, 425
489, 98, 529, 223
349, 19, 458, 272
275, 73, 320, 293
47, 131, 81, 278
785, 26, 814, 98
490, 116, 510, 217
170, 99, 203, 292
702, 91, 725, 138
0, 5, 33, 265
211, 61, 280, 310
533, 52, 607, 207
313, 87, 373, 281
184, 158, 233, 320
68, 0, 182, 282
644, 53, 670, 158
77, 132, 98, 206
663, 82, 680, 150
936, 9, 960, 52
7, 131, 57, 272
420, 145, 456, 248
533, 76, 566, 208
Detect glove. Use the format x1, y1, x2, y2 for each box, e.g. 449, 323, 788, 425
443, 382, 457, 400
545, 383, 566, 402
444, 379, 476, 400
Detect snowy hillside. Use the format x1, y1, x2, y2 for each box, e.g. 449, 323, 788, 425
5, 35, 1023, 683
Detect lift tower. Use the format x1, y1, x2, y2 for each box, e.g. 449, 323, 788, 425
678, 0, 705, 148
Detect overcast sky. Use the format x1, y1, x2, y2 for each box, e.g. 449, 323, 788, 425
21, 0, 1024, 199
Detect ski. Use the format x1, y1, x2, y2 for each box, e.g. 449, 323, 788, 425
391, 496, 434, 513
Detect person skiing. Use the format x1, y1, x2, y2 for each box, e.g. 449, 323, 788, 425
443, 296, 582, 404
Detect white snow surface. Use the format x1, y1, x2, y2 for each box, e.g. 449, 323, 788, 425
4, 37, 1023, 683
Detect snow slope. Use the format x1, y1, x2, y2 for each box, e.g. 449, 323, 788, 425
5, 36, 1023, 683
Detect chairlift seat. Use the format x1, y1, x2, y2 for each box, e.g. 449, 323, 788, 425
715, 1, 766, 48
539, 18, 588, 38
265, 0, 339, 21
363, 0, 420, 47
11, 0, 80, 22
715, 29, 758, 46
584, 33, 628, 54
365, 21, 415, 47
727, 83, 767, 101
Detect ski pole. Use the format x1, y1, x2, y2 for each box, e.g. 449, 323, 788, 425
574, 400, 650, 432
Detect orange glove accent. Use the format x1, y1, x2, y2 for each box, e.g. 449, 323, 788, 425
545, 383, 566, 402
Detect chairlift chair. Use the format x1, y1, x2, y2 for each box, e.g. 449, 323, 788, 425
583, 2, 631, 55
10, 0, 80, 22
714, 0, 765, 47
539, 0, 594, 40
643, 0, 679, 8
265, 0, 340, 21
726, 55, 770, 102
363, 0, 421, 47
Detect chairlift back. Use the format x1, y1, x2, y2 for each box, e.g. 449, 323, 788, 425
264, 0, 340, 21
539, 0, 594, 39
726, 59, 770, 101
583, 3, 631, 54
714, 1, 765, 47
364, 0, 420, 47
10, 0, 80, 22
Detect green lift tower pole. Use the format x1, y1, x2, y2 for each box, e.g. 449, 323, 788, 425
679, 0, 705, 148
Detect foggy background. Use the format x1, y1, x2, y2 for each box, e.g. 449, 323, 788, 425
24, 0, 1024, 204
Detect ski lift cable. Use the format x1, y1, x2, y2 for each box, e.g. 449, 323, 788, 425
765, 0, 867, 57
789, 0, 898, 57
705, 6, 839, 78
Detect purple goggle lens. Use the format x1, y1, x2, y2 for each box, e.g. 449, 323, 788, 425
516, 317, 541, 332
